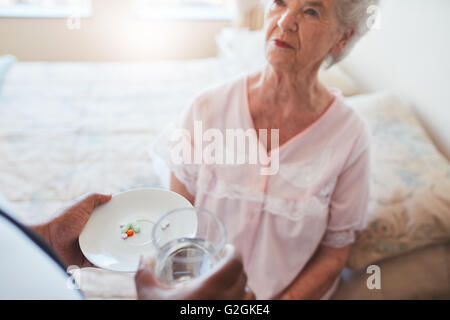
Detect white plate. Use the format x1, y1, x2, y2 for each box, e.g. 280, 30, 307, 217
79, 188, 195, 272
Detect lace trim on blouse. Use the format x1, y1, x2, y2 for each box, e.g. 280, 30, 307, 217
195, 167, 338, 220
151, 129, 339, 219
321, 229, 356, 248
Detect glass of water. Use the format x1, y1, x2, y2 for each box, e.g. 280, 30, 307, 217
151, 207, 227, 286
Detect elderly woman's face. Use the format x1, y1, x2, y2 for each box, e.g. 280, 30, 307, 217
264, 0, 346, 71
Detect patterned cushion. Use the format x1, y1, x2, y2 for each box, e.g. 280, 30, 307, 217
345, 92, 450, 269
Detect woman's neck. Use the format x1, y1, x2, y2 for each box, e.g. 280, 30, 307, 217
250, 64, 332, 116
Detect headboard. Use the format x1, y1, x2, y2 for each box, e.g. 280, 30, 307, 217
339, 0, 450, 160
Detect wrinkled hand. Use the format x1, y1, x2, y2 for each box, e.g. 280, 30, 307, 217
33, 193, 112, 267
135, 244, 255, 300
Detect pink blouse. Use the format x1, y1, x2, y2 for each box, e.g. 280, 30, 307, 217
151, 75, 371, 299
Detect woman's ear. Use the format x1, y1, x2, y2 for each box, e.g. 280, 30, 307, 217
330, 28, 355, 56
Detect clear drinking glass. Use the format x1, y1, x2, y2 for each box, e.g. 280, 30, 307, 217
151, 207, 227, 286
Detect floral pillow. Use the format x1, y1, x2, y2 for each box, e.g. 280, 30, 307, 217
344, 92, 450, 270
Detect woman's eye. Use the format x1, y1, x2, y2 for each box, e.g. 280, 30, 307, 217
274, 0, 285, 6
305, 8, 319, 17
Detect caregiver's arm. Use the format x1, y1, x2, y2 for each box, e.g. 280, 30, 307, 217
170, 173, 195, 206
278, 244, 350, 300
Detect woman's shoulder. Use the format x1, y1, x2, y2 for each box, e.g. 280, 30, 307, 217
334, 95, 371, 165
342, 99, 370, 140
318, 89, 370, 168
329, 89, 369, 138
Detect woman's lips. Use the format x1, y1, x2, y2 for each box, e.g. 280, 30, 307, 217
273, 39, 294, 49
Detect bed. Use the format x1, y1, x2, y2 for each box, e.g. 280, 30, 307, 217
0, 30, 449, 299
0, 58, 254, 223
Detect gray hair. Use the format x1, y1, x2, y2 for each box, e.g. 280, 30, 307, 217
331, 0, 380, 66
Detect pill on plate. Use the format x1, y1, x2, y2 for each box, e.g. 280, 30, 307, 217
131, 222, 141, 233
121, 233, 128, 239
161, 222, 170, 230
121, 223, 132, 233
126, 229, 134, 236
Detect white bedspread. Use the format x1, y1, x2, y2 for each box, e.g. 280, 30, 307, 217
0, 59, 255, 224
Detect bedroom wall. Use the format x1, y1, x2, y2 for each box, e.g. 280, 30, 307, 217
340, 0, 450, 160
0, 0, 230, 61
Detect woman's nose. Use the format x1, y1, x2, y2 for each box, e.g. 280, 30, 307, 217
277, 10, 299, 32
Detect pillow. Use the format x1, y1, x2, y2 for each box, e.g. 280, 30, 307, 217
319, 65, 361, 97
215, 27, 266, 67
216, 27, 362, 96
345, 92, 450, 270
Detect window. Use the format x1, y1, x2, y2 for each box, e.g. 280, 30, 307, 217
134, 0, 236, 21
0, 0, 91, 18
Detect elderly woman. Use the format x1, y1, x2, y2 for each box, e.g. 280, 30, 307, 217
152, 0, 377, 300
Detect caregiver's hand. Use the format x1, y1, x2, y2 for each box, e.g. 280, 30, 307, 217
135, 244, 255, 300
32, 193, 112, 267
